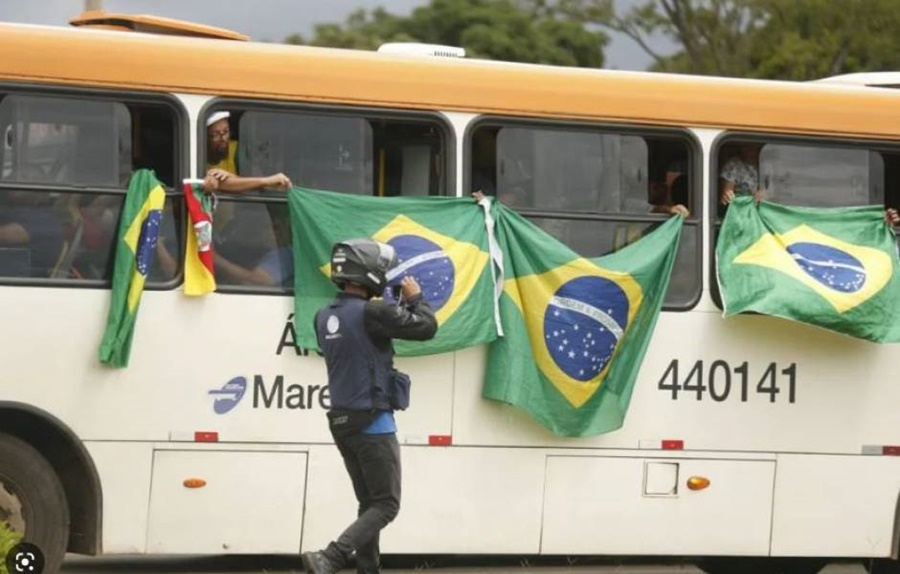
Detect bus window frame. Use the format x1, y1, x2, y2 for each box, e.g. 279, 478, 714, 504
708, 131, 897, 310
198, 97, 456, 296
0, 82, 189, 290
464, 116, 703, 312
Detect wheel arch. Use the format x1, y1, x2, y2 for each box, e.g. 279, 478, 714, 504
0, 402, 102, 555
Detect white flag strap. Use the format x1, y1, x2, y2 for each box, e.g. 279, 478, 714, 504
478, 196, 505, 338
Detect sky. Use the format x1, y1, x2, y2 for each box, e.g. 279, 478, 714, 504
0, 0, 674, 71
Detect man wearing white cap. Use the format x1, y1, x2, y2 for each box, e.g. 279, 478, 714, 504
204, 111, 292, 193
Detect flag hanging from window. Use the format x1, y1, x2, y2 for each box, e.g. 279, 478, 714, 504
183, 181, 216, 296
99, 169, 166, 367
287, 187, 502, 356
717, 195, 900, 343
482, 208, 683, 437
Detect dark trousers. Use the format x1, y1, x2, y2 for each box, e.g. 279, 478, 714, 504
328, 432, 401, 574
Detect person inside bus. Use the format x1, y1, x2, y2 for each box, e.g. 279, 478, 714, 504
0, 190, 64, 278
651, 173, 690, 217
212, 208, 293, 287
719, 143, 764, 207
650, 162, 690, 217
204, 111, 292, 193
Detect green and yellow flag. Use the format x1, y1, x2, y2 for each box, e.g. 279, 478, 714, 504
483, 208, 683, 437
288, 187, 500, 356
717, 195, 900, 342
98, 170, 166, 367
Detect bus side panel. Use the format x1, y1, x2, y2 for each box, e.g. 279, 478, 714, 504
302, 445, 545, 554
146, 449, 307, 554
541, 456, 775, 556
453, 311, 900, 456
84, 441, 153, 554
771, 454, 900, 558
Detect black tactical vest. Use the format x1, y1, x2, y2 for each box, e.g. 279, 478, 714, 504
315, 295, 393, 411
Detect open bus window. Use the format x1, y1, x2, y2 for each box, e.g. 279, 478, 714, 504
0, 92, 180, 284
469, 122, 698, 308
231, 110, 445, 197
212, 109, 447, 294
711, 138, 900, 309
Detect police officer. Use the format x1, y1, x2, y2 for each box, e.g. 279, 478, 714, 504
302, 238, 437, 574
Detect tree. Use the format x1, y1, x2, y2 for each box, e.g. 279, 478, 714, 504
285, 0, 609, 68
749, 0, 900, 80
562, 0, 900, 80
561, 0, 766, 76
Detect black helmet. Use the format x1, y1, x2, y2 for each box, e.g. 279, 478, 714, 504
330, 238, 398, 295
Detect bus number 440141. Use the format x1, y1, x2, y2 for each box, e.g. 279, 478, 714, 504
657, 360, 797, 403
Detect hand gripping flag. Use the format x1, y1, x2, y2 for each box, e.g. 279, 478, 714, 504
288, 187, 502, 356
99, 169, 166, 367
717, 195, 900, 342
183, 180, 216, 296
482, 208, 683, 437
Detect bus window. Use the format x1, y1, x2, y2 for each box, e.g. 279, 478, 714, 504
470, 122, 699, 308
493, 127, 649, 213
372, 121, 444, 197
716, 140, 885, 211
760, 144, 882, 208
0, 95, 131, 187
230, 110, 446, 197
238, 112, 373, 195
212, 108, 448, 294
213, 201, 293, 289
0, 92, 181, 284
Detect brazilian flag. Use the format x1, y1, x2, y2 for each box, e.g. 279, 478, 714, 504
288, 187, 500, 356
99, 169, 166, 367
717, 195, 900, 343
483, 208, 683, 437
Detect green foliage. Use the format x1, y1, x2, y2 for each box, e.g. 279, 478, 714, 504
565, 0, 900, 80
284, 0, 608, 68
283, 0, 900, 79
0, 521, 23, 574
748, 0, 900, 80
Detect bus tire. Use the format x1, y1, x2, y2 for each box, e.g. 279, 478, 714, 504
866, 558, 900, 573
698, 557, 826, 574
0, 431, 69, 574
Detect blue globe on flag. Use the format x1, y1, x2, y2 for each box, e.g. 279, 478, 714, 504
787, 242, 866, 293
544, 276, 629, 382
383, 234, 454, 311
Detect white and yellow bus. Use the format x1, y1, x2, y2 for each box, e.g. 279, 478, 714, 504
1, 12, 898, 574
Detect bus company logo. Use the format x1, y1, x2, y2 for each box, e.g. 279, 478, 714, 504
209, 375, 330, 413
208, 376, 248, 414
544, 276, 629, 382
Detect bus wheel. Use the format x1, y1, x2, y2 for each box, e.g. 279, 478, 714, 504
698, 557, 826, 574
866, 558, 900, 574
0, 432, 69, 574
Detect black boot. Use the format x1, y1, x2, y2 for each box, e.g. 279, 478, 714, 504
301, 551, 339, 574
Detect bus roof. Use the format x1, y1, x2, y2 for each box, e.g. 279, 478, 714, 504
2, 21, 900, 140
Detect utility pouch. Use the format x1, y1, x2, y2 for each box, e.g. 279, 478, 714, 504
326, 409, 378, 439
387, 369, 411, 411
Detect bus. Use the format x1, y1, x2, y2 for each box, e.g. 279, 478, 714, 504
1, 13, 898, 574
